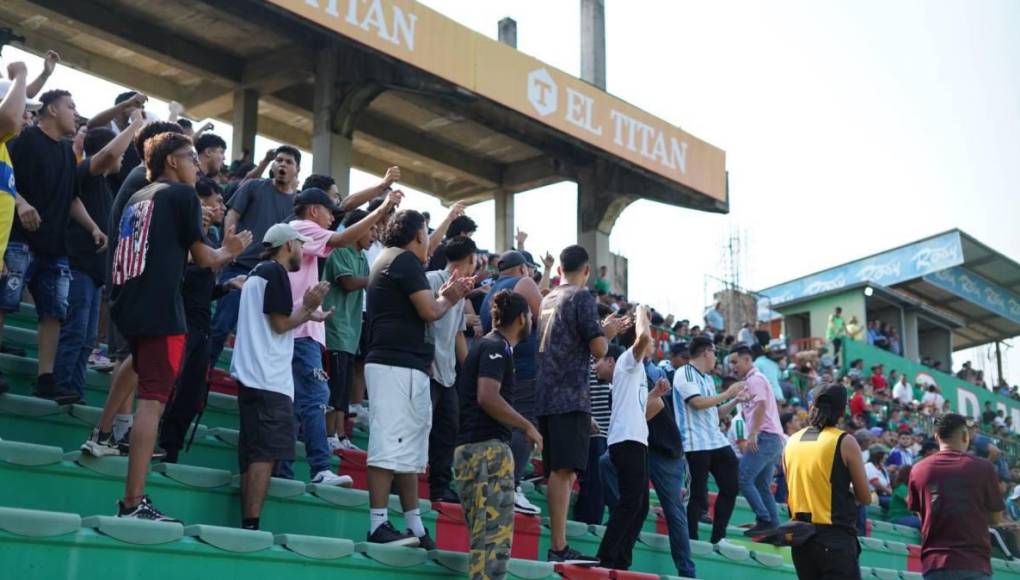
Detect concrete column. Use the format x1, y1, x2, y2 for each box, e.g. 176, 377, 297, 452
580, 0, 606, 89
494, 190, 515, 252
577, 176, 613, 281
231, 88, 258, 162
903, 311, 920, 362
311, 46, 352, 197
498, 17, 517, 48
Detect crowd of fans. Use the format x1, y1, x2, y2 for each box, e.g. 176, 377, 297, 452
2, 52, 1020, 580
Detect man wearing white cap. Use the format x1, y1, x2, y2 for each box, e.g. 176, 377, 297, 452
231, 223, 334, 530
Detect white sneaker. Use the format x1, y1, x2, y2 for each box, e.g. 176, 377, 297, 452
514, 487, 541, 515
337, 437, 361, 452
327, 436, 342, 452
312, 470, 354, 487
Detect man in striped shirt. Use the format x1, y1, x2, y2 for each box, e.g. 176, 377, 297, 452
675, 336, 745, 544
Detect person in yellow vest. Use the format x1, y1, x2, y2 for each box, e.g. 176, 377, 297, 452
784, 384, 872, 579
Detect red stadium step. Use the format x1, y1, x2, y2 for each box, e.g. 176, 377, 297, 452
433, 501, 541, 560
907, 544, 922, 572
553, 564, 659, 580
335, 448, 432, 498
207, 368, 238, 396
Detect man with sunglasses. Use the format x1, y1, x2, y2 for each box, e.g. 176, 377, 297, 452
674, 335, 745, 544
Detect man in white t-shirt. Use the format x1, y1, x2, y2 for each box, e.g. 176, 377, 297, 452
892, 374, 914, 407
675, 336, 745, 544
596, 305, 670, 570
232, 224, 332, 531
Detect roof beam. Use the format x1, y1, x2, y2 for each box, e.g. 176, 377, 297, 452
501, 156, 567, 193
186, 50, 315, 120
23, 0, 244, 82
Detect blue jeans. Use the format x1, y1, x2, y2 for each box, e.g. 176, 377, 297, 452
208, 263, 248, 369
0, 242, 70, 320
602, 450, 696, 578
573, 436, 607, 525
54, 271, 101, 396
276, 338, 332, 479
892, 515, 921, 529
738, 431, 784, 526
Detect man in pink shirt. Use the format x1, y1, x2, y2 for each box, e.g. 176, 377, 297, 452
277, 187, 401, 484
727, 345, 785, 535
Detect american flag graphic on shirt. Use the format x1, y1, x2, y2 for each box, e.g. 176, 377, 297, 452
111, 198, 155, 286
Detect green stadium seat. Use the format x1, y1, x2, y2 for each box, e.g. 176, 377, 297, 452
638, 529, 671, 552
749, 549, 785, 568
506, 559, 558, 579
870, 567, 900, 580
429, 548, 469, 573
273, 533, 356, 560
355, 541, 429, 567
714, 540, 751, 562
82, 515, 183, 545
184, 524, 274, 553
0, 392, 63, 417
0, 506, 80, 537
209, 427, 239, 447
882, 539, 910, 555
307, 483, 369, 508
70, 450, 131, 477
230, 473, 306, 498
0, 439, 63, 466
900, 572, 923, 580
152, 462, 232, 489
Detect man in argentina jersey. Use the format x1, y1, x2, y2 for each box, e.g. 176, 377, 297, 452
673, 336, 745, 544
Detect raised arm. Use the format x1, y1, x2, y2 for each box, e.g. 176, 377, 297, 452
428, 202, 466, 256
339, 166, 400, 212
0, 62, 27, 138
328, 190, 402, 248
190, 225, 253, 271
88, 110, 144, 176
269, 281, 334, 334
25, 51, 59, 99
87, 93, 147, 130
409, 272, 471, 322
685, 381, 745, 411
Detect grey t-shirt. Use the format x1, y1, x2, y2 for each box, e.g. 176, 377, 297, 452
228, 179, 296, 269
426, 269, 465, 388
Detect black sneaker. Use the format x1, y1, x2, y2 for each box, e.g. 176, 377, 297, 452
410, 529, 436, 550
116, 429, 167, 459
547, 545, 599, 566
81, 429, 122, 457
0, 372, 7, 395
743, 520, 777, 537
117, 495, 181, 523
431, 489, 460, 504
367, 521, 420, 547
33, 374, 79, 405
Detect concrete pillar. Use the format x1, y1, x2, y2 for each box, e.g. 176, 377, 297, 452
494, 190, 515, 252
498, 17, 517, 48
577, 175, 613, 281
903, 311, 920, 362
231, 88, 258, 162
580, 0, 606, 89
311, 46, 353, 197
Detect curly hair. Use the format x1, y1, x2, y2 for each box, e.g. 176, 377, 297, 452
491, 289, 529, 329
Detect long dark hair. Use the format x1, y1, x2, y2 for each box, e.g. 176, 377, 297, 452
808, 399, 842, 430
491, 290, 528, 329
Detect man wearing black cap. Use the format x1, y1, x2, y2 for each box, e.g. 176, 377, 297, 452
783, 384, 871, 579
274, 187, 402, 486
479, 250, 544, 514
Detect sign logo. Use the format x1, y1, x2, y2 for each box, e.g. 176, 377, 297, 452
527, 68, 557, 117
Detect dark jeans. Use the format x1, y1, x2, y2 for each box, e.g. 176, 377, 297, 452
159, 320, 211, 462
923, 571, 992, 580
208, 264, 248, 370
428, 380, 459, 499
276, 338, 331, 479
597, 441, 648, 570
54, 271, 101, 397
509, 378, 536, 485
573, 436, 607, 525
686, 446, 739, 543
601, 449, 696, 578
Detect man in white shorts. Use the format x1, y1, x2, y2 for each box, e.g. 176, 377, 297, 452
364, 209, 471, 547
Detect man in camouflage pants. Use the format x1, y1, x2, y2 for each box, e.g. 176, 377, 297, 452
454, 290, 542, 580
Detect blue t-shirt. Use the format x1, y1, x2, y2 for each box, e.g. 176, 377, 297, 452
481, 275, 537, 380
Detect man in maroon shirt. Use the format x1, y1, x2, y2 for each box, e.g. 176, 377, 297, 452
908, 413, 1005, 579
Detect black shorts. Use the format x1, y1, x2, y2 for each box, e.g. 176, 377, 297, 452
325, 350, 354, 412
539, 411, 591, 474
238, 384, 296, 473
107, 311, 131, 363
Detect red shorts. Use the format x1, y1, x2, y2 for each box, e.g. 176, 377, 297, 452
129, 335, 186, 403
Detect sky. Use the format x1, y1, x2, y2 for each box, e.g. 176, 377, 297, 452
3, 0, 1018, 381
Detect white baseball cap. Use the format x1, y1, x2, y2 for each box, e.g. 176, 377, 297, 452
262, 223, 311, 248
0, 80, 42, 111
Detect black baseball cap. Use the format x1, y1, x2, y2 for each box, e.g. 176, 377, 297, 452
669, 342, 690, 357
293, 187, 341, 214
497, 251, 527, 271
520, 250, 539, 269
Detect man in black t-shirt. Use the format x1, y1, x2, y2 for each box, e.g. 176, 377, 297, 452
54, 112, 144, 400
86, 132, 252, 522
454, 289, 541, 579
364, 209, 472, 547
0, 89, 108, 404
85, 91, 148, 194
